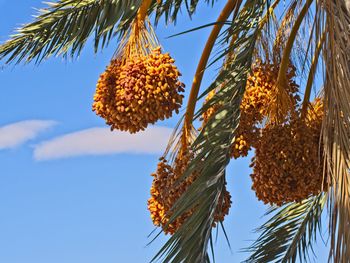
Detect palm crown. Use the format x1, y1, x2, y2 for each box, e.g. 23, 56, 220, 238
1, 0, 350, 262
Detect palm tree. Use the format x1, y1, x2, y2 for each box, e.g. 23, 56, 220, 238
1, 0, 349, 262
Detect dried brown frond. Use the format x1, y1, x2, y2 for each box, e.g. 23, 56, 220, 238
322, 0, 350, 261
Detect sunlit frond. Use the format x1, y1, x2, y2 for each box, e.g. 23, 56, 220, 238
0, 0, 144, 64
151, 1, 267, 262
0, 0, 217, 64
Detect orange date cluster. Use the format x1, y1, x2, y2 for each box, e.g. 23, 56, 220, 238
93, 47, 184, 133
148, 150, 231, 235
250, 100, 325, 205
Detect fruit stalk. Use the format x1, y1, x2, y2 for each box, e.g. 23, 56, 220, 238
272, 0, 313, 120
301, 31, 325, 117
137, 0, 153, 22
134, 0, 153, 36
183, 0, 237, 142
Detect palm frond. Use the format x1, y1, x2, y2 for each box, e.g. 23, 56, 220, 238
322, 0, 350, 261
151, 1, 266, 262
154, 0, 215, 25
0, 0, 218, 64
244, 193, 327, 263
0, 0, 144, 64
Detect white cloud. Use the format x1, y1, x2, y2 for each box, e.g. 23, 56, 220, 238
0, 120, 56, 150
33, 126, 172, 161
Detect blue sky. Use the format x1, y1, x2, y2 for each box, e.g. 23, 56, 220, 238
0, 1, 328, 263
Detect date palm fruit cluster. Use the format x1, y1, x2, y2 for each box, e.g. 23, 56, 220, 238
201, 61, 300, 158
147, 148, 231, 235
231, 61, 300, 158
92, 18, 184, 133
250, 99, 325, 205
201, 60, 326, 205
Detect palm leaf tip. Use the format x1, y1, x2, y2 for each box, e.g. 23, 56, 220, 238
0, 0, 141, 64
244, 193, 327, 263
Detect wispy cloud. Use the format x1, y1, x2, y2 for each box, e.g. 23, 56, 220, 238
33, 126, 172, 161
0, 120, 57, 150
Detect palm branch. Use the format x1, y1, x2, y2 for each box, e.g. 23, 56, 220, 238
0, 0, 215, 64
150, 1, 267, 262
244, 193, 327, 263
322, 0, 350, 261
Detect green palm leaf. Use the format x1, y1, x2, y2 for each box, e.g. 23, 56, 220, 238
151, 1, 267, 262
0, 0, 217, 64
244, 193, 327, 263
154, 0, 215, 24
0, 0, 142, 64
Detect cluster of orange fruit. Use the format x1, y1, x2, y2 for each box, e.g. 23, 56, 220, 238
147, 148, 231, 235
202, 61, 300, 158
251, 99, 325, 205
202, 61, 325, 206
231, 61, 300, 158
93, 47, 184, 133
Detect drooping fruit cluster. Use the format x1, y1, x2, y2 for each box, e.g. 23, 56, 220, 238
148, 148, 231, 235
200, 61, 300, 158
93, 47, 184, 133
200, 60, 326, 206
250, 100, 325, 206
231, 61, 300, 158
